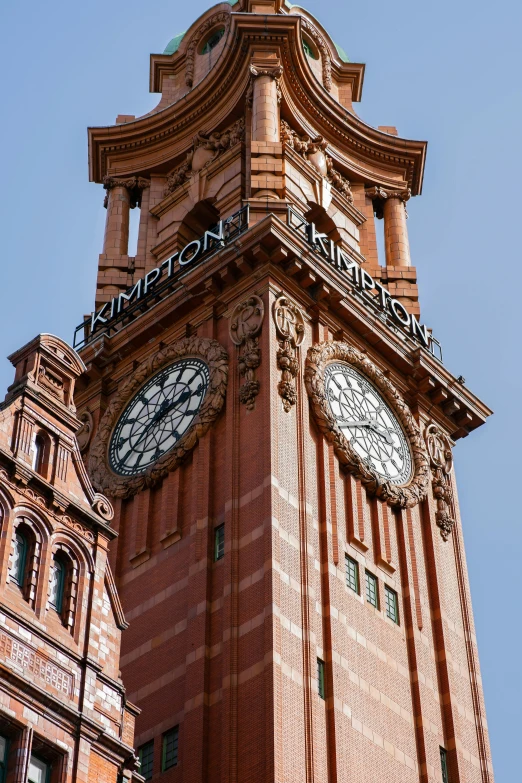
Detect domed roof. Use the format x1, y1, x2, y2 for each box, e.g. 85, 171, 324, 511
163, 1, 349, 61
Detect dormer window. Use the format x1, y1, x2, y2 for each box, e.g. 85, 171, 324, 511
302, 37, 318, 59
200, 27, 225, 55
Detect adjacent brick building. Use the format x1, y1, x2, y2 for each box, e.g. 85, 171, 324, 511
0, 334, 141, 782
73, 2, 495, 783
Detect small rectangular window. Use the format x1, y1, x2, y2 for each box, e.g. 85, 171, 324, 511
365, 571, 378, 608
214, 524, 225, 561
384, 585, 399, 624
440, 747, 449, 783
28, 756, 50, 783
317, 658, 326, 700
138, 740, 154, 781
162, 726, 179, 771
345, 555, 359, 594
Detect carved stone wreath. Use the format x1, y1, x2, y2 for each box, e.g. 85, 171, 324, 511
304, 342, 430, 508
300, 18, 332, 92
88, 337, 229, 499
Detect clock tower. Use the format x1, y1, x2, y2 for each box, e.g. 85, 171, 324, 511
75, 2, 495, 782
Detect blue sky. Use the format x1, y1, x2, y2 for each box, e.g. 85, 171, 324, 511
1, 0, 520, 778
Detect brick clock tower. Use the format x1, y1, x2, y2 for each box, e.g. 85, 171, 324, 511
75, 2, 495, 782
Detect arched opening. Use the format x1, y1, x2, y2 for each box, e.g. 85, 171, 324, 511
177, 200, 220, 250
10, 522, 36, 602
199, 27, 225, 55
49, 551, 68, 616
32, 431, 51, 479
48, 545, 78, 632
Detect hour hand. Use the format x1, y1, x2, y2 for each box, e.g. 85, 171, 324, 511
341, 418, 393, 445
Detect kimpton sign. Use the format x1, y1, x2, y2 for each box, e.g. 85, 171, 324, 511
287, 207, 431, 351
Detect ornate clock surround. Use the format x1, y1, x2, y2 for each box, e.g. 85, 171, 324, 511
89, 336, 228, 499
305, 341, 430, 508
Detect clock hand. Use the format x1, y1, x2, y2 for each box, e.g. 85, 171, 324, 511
340, 418, 393, 445
130, 389, 193, 451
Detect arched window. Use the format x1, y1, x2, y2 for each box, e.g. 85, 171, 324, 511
200, 27, 225, 55
10, 530, 28, 587
302, 37, 318, 60
32, 431, 50, 479
49, 552, 67, 615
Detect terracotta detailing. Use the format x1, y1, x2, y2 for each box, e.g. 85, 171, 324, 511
451, 475, 493, 783
383, 191, 411, 268
327, 445, 339, 565
229, 295, 265, 410
295, 354, 315, 783
0, 334, 139, 782
406, 507, 423, 631
315, 433, 338, 783
103, 182, 131, 256
424, 422, 456, 541
395, 510, 429, 783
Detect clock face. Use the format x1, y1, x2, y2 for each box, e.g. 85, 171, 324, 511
108, 358, 210, 477
324, 362, 412, 485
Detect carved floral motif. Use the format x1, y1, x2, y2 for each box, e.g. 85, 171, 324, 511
103, 176, 150, 208
281, 120, 353, 202
229, 296, 265, 411
247, 64, 284, 106
366, 186, 411, 219
164, 118, 245, 197
300, 18, 332, 92
304, 342, 430, 508
76, 411, 94, 453
88, 336, 229, 499
424, 422, 455, 541
273, 296, 305, 413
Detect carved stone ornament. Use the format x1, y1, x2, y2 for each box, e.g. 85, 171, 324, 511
304, 341, 430, 508
273, 296, 305, 413
76, 411, 94, 453
300, 18, 332, 92
103, 175, 150, 208
281, 121, 353, 203
229, 296, 265, 411
185, 12, 231, 88
164, 118, 245, 197
366, 186, 411, 219
424, 422, 455, 541
88, 337, 229, 499
247, 64, 284, 106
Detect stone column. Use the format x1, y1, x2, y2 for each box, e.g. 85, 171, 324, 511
382, 189, 411, 268
251, 66, 281, 143
103, 177, 131, 255
249, 63, 284, 203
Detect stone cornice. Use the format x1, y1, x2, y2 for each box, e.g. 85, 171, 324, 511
88, 13, 426, 193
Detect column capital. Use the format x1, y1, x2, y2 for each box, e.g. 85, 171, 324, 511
102, 175, 150, 208
366, 186, 410, 219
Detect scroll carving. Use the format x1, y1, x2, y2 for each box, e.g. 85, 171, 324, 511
76, 411, 94, 453
300, 19, 332, 92
281, 121, 353, 202
305, 342, 430, 508
185, 12, 230, 88
164, 118, 245, 197
229, 296, 265, 411
37, 365, 65, 402
89, 336, 229, 499
273, 296, 304, 413
424, 423, 455, 541
103, 176, 150, 208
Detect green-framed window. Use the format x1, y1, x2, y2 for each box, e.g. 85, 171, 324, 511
214, 524, 225, 561
384, 585, 399, 624
440, 747, 449, 783
11, 530, 28, 587
200, 27, 225, 55
345, 555, 359, 594
138, 740, 154, 781
365, 571, 378, 608
49, 554, 66, 614
28, 755, 51, 783
0, 736, 8, 783
162, 726, 179, 771
317, 658, 326, 700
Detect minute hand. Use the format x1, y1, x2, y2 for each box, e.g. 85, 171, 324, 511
341, 419, 393, 445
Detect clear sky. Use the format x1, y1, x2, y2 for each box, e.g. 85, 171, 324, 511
0, 0, 519, 778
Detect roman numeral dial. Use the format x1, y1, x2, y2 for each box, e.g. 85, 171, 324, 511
325, 362, 412, 485
108, 358, 210, 477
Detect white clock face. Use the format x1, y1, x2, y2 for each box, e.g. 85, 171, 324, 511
324, 362, 412, 485
108, 358, 209, 477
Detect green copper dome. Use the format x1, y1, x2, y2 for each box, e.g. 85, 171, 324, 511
163, 2, 349, 62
